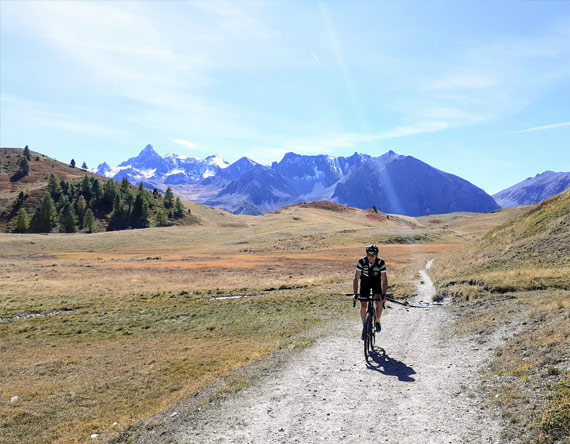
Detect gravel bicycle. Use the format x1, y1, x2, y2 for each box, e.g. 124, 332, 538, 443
353, 294, 380, 363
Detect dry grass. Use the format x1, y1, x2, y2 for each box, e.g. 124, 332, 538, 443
433, 191, 570, 443
0, 201, 481, 444
1, 286, 347, 444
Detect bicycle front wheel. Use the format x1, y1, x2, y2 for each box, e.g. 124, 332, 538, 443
364, 312, 373, 362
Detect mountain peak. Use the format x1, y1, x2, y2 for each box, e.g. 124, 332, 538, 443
135, 144, 162, 160
142, 144, 155, 151
205, 154, 229, 169
382, 150, 401, 159
93, 162, 112, 177
138, 144, 160, 157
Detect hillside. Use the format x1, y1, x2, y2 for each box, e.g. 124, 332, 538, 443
482, 188, 570, 266
1, 148, 93, 231
432, 190, 570, 443
0, 148, 240, 233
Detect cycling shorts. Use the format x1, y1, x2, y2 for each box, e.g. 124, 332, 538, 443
360, 281, 384, 300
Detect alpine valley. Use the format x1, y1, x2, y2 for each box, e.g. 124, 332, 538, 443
95, 145, 502, 216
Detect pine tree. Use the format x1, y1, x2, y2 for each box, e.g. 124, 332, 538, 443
108, 194, 129, 231
58, 201, 78, 233
124, 192, 135, 214
59, 180, 70, 197
113, 194, 122, 214
47, 174, 62, 198
155, 209, 168, 227
102, 180, 117, 211
18, 156, 30, 176
131, 191, 149, 228
23, 145, 31, 160
121, 177, 130, 193
32, 194, 57, 232
80, 175, 92, 201
14, 208, 30, 233
92, 179, 102, 201
83, 209, 95, 233
70, 159, 76, 168
76, 195, 87, 227
164, 187, 175, 209
173, 198, 184, 218
81, 161, 88, 169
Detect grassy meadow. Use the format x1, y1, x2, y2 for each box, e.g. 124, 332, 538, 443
1, 201, 474, 444
432, 189, 570, 443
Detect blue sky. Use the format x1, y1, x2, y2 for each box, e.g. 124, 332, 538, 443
1, 0, 569, 195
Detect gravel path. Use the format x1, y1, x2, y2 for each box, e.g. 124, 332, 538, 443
121, 261, 509, 444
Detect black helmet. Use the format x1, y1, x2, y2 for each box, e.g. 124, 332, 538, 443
365, 244, 379, 255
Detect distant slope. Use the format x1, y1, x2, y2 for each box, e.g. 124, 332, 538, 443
493, 170, 570, 208
482, 188, 570, 265
0, 148, 239, 232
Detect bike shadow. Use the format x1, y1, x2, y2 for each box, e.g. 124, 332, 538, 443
366, 347, 416, 382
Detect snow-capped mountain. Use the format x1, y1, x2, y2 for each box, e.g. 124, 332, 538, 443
94, 144, 229, 185
271, 152, 371, 195
493, 171, 570, 208
94, 162, 112, 177
94, 145, 501, 216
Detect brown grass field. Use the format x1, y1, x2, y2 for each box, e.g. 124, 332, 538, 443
3, 195, 565, 444
432, 190, 570, 443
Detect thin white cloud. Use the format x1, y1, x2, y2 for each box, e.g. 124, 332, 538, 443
173, 139, 198, 150
513, 121, 570, 133
282, 120, 452, 154
2, 93, 121, 136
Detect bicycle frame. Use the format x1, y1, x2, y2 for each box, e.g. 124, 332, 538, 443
358, 295, 377, 362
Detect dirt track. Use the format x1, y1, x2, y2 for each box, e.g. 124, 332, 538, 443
116, 263, 512, 444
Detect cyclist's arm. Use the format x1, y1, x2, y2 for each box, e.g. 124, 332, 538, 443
381, 271, 388, 297
353, 270, 361, 296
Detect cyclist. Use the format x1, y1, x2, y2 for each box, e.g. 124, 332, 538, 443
352, 244, 388, 338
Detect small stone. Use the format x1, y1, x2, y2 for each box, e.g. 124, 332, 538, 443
10, 396, 18, 403
90, 434, 99, 439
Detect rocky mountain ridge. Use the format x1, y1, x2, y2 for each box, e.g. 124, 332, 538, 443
492, 170, 570, 208
94, 145, 502, 216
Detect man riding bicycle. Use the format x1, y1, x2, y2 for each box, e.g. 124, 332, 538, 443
353, 244, 388, 338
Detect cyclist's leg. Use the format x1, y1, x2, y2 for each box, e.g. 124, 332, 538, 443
373, 280, 384, 323
374, 295, 383, 323
360, 284, 371, 324
360, 300, 367, 324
